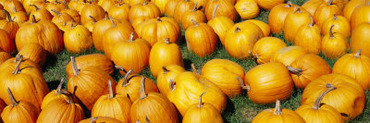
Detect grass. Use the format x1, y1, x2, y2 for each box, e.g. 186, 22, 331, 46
41, 0, 369, 122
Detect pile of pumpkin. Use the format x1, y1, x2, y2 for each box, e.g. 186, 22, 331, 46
0, 0, 369, 122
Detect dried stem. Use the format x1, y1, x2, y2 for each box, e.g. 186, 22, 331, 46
12, 55, 23, 74
191, 63, 198, 74
191, 19, 199, 26
162, 66, 170, 73
51, 9, 61, 15
30, 4, 39, 10
238, 77, 249, 91
3, 9, 12, 22
333, 14, 337, 21
285, 1, 292, 7
192, 2, 198, 11
55, 78, 65, 94
197, 92, 206, 108
169, 79, 175, 91
143, 0, 147, 5
31, 15, 37, 23
70, 56, 80, 76
122, 69, 134, 87
309, 16, 314, 27
89, 16, 96, 23
235, 26, 241, 32
139, 76, 147, 99
129, 32, 135, 41
273, 100, 282, 115
7, 88, 19, 107
164, 38, 171, 44
90, 117, 98, 123
110, 16, 116, 27
355, 49, 361, 58
287, 66, 302, 76
108, 80, 114, 99
329, 25, 335, 38
212, 5, 219, 19
312, 83, 336, 110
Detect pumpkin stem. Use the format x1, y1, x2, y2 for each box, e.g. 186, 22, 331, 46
327, 0, 333, 5
30, 4, 39, 10
169, 79, 176, 91
7, 88, 19, 107
3, 9, 12, 22
12, 55, 23, 74
89, 0, 93, 4
273, 100, 282, 115
110, 16, 116, 27
143, 0, 148, 5
118, 0, 123, 6
191, 63, 199, 74
70, 56, 80, 76
197, 92, 206, 108
308, 16, 314, 27
108, 80, 114, 99
164, 38, 171, 44
191, 19, 199, 26
139, 76, 147, 99
89, 16, 97, 23
285, 1, 292, 7
212, 5, 219, 19
156, 17, 161, 22
51, 9, 62, 15
122, 69, 134, 87
60, 89, 75, 104
115, 65, 128, 74
31, 15, 37, 23
235, 26, 241, 32
129, 32, 135, 41
192, 2, 198, 11
294, 7, 301, 14
90, 117, 98, 123
146, 116, 150, 123
237, 77, 248, 90
355, 49, 361, 58
70, 19, 75, 29
55, 78, 65, 94
329, 25, 335, 38
333, 14, 337, 21
287, 66, 302, 76
162, 66, 170, 73
62, 0, 69, 9
312, 83, 336, 110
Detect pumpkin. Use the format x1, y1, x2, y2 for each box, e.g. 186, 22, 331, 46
0, 9, 19, 42
126, 0, 146, 6
168, 70, 227, 116
28, 1, 47, 13
67, 56, 116, 110
350, 23, 370, 57
271, 46, 307, 66
66, 54, 114, 77
205, 0, 237, 21
332, 50, 370, 90
287, 54, 331, 88
9, 8, 28, 25
40, 78, 70, 109
0, 29, 14, 53
182, 92, 223, 123
1, 88, 40, 123
313, 0, 342, 27
23, 0, 43, 14
185, 20, 218, 57
17, 43, 46, 67
327, 0, 349, 10
301, 74, 366, 121
252, 100, 305, 123
251, 37, 287, 64
321, 14, 351, 37
295, 84, 344, 122
283, 7, 311, 42
245, 19, 270, 37
135, 17, 181, 45
173, 0, 195, 23
302, 0, 324, 15
110, 33, 150, 74
256, 0, 284, 10
268, 1, 296, 34
131, 17, 148, 29
0, 55, 48, 109
224, 22, 264, 59
201, 59, 245, 97
321, 25, 348, 58
153, 0, 170, 13
84, 16, 97, 32
45, 1, 66, 17
15, 16, 63, 54
244, 62, 294, 104
128, 0, 161, 23
92, 15, 116, 51
343, 0, 369, 20
130, 77, 178, 123
108, 1, 130, 22
189, 0, 208, 11
181, 2, 207, 29
207, 5, 234, 45
51, 9, 74, 31
61, 2, 81, 24
79, 117, 122, 123
80, 0, 105, 25
97, 0, 117, 11
293, 17, 322, 54
91, 80, 132, 122
63, 20, 94, 53
234, 0, 259, 20
37, 90, 84, 123
164, 0, 180, 17
0, 0, 25, 13
149, 39, 183, 77
0, 50, 11, 65
116, 68, 159, 102
350, 1, 370, 29
156, 65, 185, 97
29, 4, 53, 21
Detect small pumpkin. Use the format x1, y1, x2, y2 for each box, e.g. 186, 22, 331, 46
29, 4, 53, 21
182, 92, 223, 123
321, 14, 350, 37
234, 0, 259, 20
181, 2, 207, 29
0, 29, 14, 53
17, 43, 46, 67
271, 46, 307, 66
283, 7, 311, 42
80, 0, 105, 25
205, 0, 237, 21
79, 117, 122, 123
66, 54, 114, 77
185, 20, 218, 57
61, 1, 81, 24
107, 1, 130, 22
10, 8, 28, 25
128, 0, 161, 23
252, 100, 305, 123
251, 37, 287, 64
294, 17, 322, 54
350, 1, 370, 29
350, 23, 370, 57
45, 1, 66, 16
256, 0, 284, 10
156, 65, 185, 97
321, 25, 348, 58
0, 9, 19, 42
51, 9, 74, 31
313, 0, 342, 27
173, 0, 195, 23
207, 5, 234, 45
245, 19, 270, 37
301, 0, 324, 15
268, 1, 296, 34
63, 20, 94, 53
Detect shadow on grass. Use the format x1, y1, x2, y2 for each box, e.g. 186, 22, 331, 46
46, 80, 61, 91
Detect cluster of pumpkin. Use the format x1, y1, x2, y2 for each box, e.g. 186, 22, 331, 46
0, 0, 369, 122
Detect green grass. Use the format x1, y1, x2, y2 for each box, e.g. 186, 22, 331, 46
41, 0, 369, 122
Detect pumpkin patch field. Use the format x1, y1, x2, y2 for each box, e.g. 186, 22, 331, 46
0, 0, 369, 122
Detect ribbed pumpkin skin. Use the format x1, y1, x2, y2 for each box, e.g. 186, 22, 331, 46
40, 90, 70, 110
321, 15, 351, 37
97, 0, 116, 12
343, 0, 369, 20
350, 23, 370, 57
201, 59, 245, 97
296, 104, 344, 123
302, 0, 324, 15
182, 103, 223, 123
92, 18, 118, 51
293, 20, 322, 54
91, 94, 132, 122
252, 101, 305, 123
128, 1, 161, 23
224, 22, 264, 59
102, 24, 135, 59
153, 0, 170, 13
135, 17, 181, 45
0, 12, 19, 42
0, 51, 11, 65
61, 8, 81, 24
252, 37, 287, 64
289, 54, 332, 88
156, 65, 185, 97
256, 0, 284, 10
245, 62, 294, 104
80, 3, 105, 25
0, 29, 14, 53
66, 54, 113, 77
235, 0, 259, 19
321, 26, 348, 58
332, 51, 370, 90
301, 74, 366, 121
189, 0, 208, 11
206, 0, 237, 21
51, 10, 73, 31
185, 22, 218, 57
17, 43, 47, 67
245, 19, 270, 37
173, 0, 195, 23
283, 8, 311, 42
149, 40, 183, 78
79, 116, 122, 123
116, 74, 159, 102
64, 25, 93, 54
130, 93, 178, 123
1, 99, 40, 123
207, 16, 234, 45
164, 0, 180, 17
108, 3, 130, 22
37, 98, 85, 123
181, 7, 207, 30
350, 3, 370, 29
313, 1, 342, 27
271, 46, 307, 66
268, 2, 296, 34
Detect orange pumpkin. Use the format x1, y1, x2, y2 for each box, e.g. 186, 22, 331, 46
66, 54, 114, 77
302, 0, 324, 15
173, 0, 195, 23
350, 1, 370, 29
205, 0, 237, 21
235, 0, 259, 20
0, 29, 14, 53
156, 65, 185, 97
29, 4, 53, 21
116, 68, 159, 102
271, 46, 307, 66
108, 2, 130, 22
189, 0, 208, 11
283, 7, 311, 42
301, 74, 366, 121
0, 0, 25, 13
92, 15, 116, 51
84, 16, 97, 32
268, 1, 296, 34
63, 20, 94, 53
9, 8, 28, 25
256, 0, 284, 10
52, 9, 74, 31
97, 0, 117, 11
181, 2, 207, 30
0, 9, 19, 42
0, 50, 11, 65
164, 0, 180, 17
252, 100, 305, 123
153, 0, 171, 13
185, 20, 218, 57
60, 2, 81, 24
45, 1, 66, 17
321, 25, 348, 58
313, 0, 342, 27
287, 54, 331, 88
245, 62, 294, 104
17, 43, 46, 67
80, 1, 105, 25
40, 78, 71, 109
207, 5, 234, 45
343, 0, 369, 20
128, 0, 161, 23
294, 17, 322, 54
321, 14, 350, 37
350, 23, 370, 57
245, 19, 270, 37
79, 117, 122, 123
251, 37, 287, 64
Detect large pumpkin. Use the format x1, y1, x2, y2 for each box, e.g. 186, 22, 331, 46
252, 100, 305, 123
107, 2, 130, 22
234, 0, 259, 19
350, 23, 370, 57
251, 37, 287, 64
283, 7, 311, 42
321, 14, 351, 37
205, 0, 237, 21
40, 78, 70, 109
321, 25, 348, 58
343, 0, 369, 20
80, 1, 105, 25
268, 1, 296, 34
244, 62, 294, 104
92, 16, 118, 51
207, 5, 234, 45
173, 0, 195, 23
350, 2, 370, 29
271, 46, 307, 66
64, 21, 94, 54
128, 0, 161, 23
181, 3, 207, 30
66, 54, 114, 77
185, 20, 218, 57
301, 74, 366, 121
156, 65, 185, 97
293, 17, 322, 54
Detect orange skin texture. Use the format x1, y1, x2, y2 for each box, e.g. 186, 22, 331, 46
102, 23, 136, 59
343, 0, 369, 20
256, 0, 285, 10
207, 16, 234, 45
296, 103, 344, 123
156, 65, 185, 97
80, 3, 105, 25
92, 18, 119, 51
181, 8, 207, 30
108, 3, 130, 22
91, 94, 132, 123
350, 3, 370, 29
0, 51, 11, 65
37, 98, 85, 123
116, 75, 159, 102
322, 15, 351, 37
182, 103, 223, 123
79, 117, 122, 123
283, 8, 311, 42
189, 0, 208, 11
153, 0, 171, 13
321, 28, 348, 58
246, 19, 270, 37
63, 25, 94, 54
173, 0, 195, 23
128, 1, 161, 23
252, 108, 305, 123
268, 2, 296, 34
206, 0, 237, 21
293, 21, 322, 54
164, 0, 180, 17
40, 90, 72, 110
0, 29, 14, 53
66, 54, 113, 78
252, 37, 287, 64
98, 0, 117, 11
313, 2, 342, 27
271, 46, 307, 66
0, 17, 19, 42
17, 43, 47, 67
234, 0, 259, 20
350, 23, 370, 57
29, 7, 53, 22
302, 0, 324, 15
149, 40, 183, 77
1, 100, 40, 123
185, 22, 218, 57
